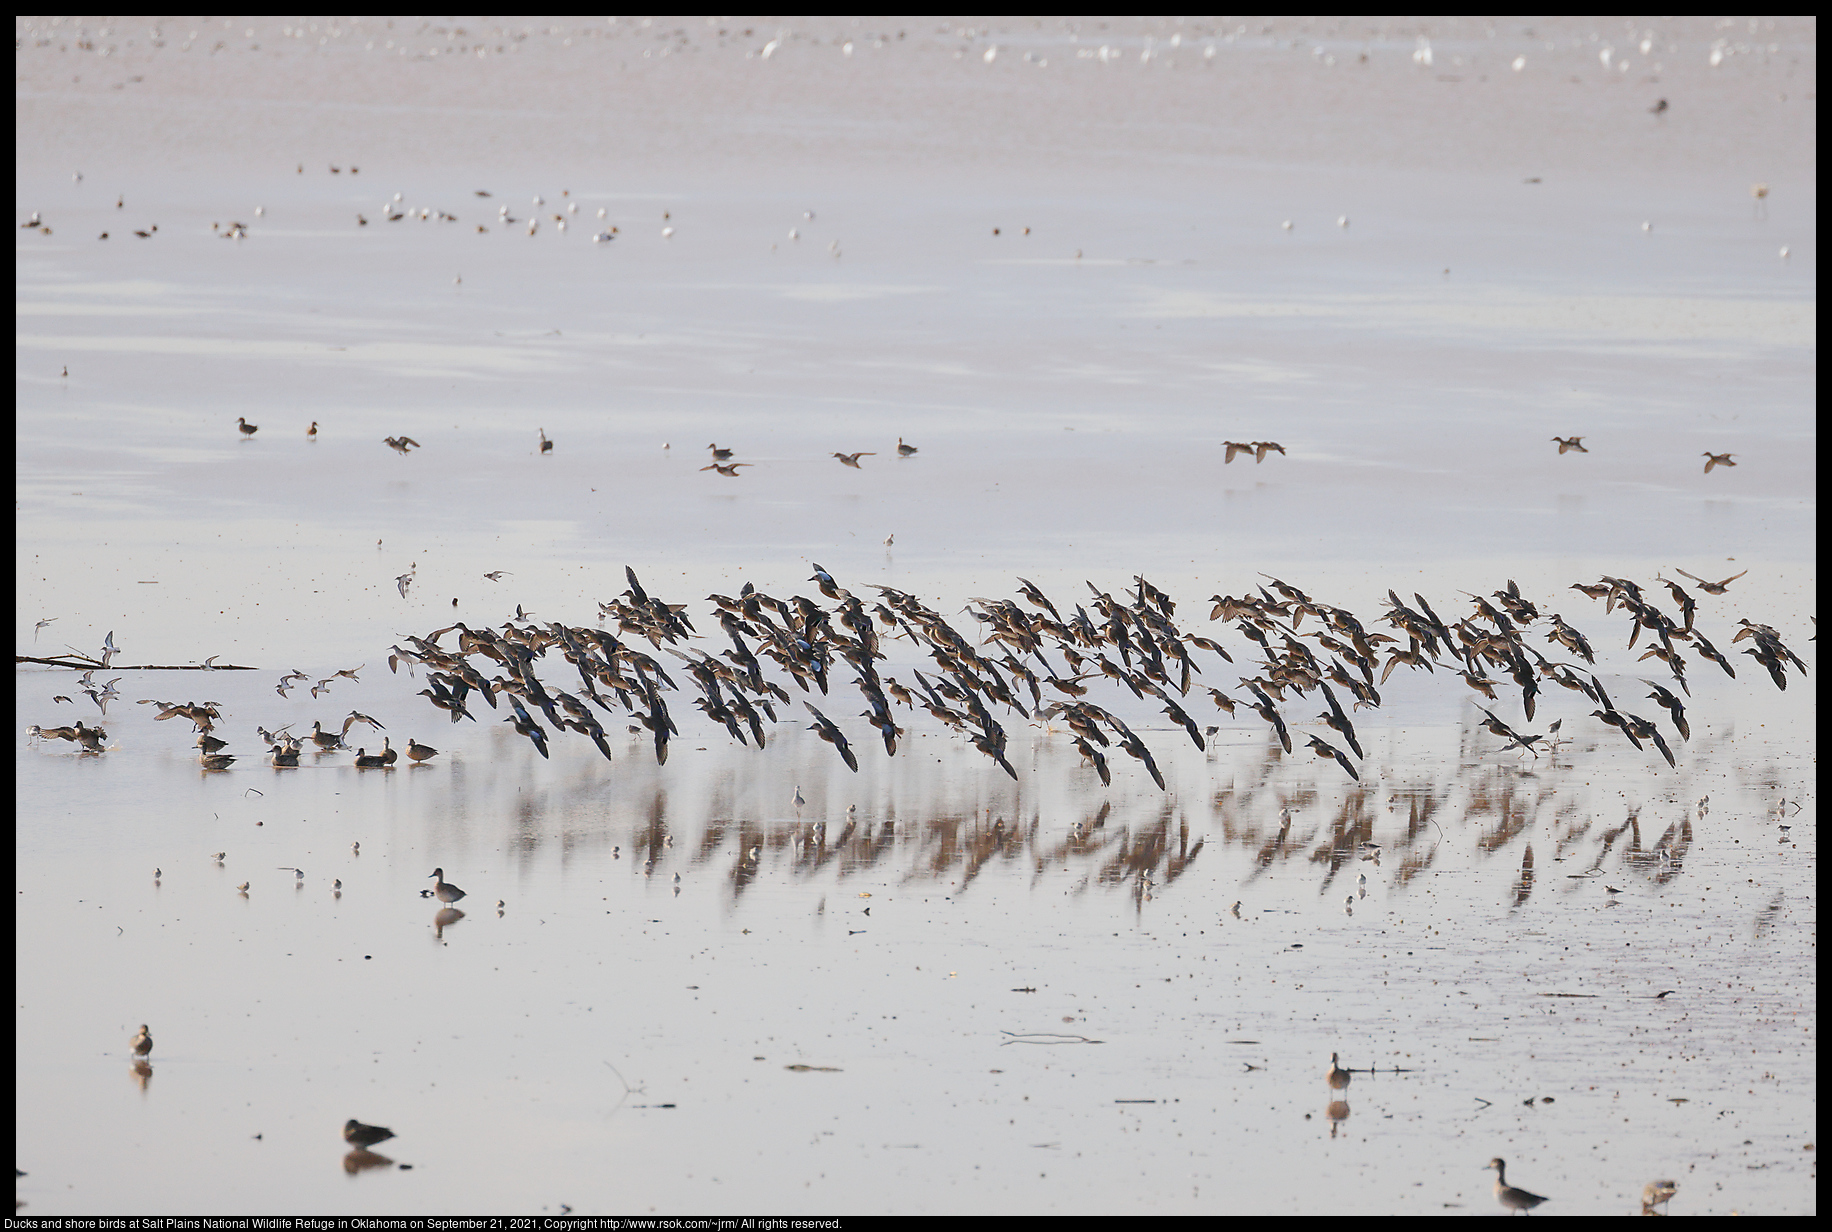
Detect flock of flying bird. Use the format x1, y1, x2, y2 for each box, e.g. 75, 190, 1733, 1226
376, 559, 1804, 788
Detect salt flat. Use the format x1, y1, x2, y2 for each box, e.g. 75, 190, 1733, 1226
16, 16, 1815, 1216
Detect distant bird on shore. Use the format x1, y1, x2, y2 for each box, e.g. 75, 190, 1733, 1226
1701, 452, 1735, 473
236, 417, 258, 437
406, 737, 439, 764
344, 1120, 395, 1149
1650, 98, 1669, 115
708, 443, 734, 461
429, 868, 467, 905
1551, 436, 1588, 454
307, 421, 318, 439
833, 451, 876, 468
897, 438, 918, 457
131, 1024, 153, 1058
1484, 1158, 1549, 1216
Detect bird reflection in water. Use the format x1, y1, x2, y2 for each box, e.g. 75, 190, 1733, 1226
433, 907, 465, 939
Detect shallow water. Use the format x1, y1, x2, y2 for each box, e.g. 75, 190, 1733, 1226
15, 14, 1816, 1216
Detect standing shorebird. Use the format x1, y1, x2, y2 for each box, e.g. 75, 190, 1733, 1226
1484, 1158, 1549, 1215
1327, 1052, 1351, 1091
1641, 1179, 1678, 1214
1551, 436, 1587, 454
131, 1024, 153, 1058
897, 438, 918, 457
344, 1119, 396, 1149
429, 868, 467, 905
406, 737, 439, 764
707, 443, 734, 461
1701, 451, 1735, 473
236, 417, 259, 437
307, 421, 318, 439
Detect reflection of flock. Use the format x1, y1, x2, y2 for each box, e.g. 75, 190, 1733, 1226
384, 561, 1804, 788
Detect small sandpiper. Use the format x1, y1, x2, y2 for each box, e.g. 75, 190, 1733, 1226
131, 1024, 153, 1058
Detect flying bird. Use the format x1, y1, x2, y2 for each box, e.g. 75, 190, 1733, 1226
1673, 568, 1747, 595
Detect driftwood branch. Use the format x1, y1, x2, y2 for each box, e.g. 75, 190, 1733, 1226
16, 656, 258, 671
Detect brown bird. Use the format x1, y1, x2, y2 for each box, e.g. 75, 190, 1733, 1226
236, 417, 258, 437
1551, 436, 1587, 454
131, 1024, 153, 1058
897, 438, 918, 457
1701, 451, 1735, 473
833, 451, 876, 468
707, 443, 734, 461
539, 428, 553, 454
307, 421, 318, 438
1484, 1158, 1549, 1216
1327, 1052, 1351, 1090
428, 868, 467, 905
343, 1120, 396, 1149
1673, 568, 1747, 595
1221, 441, 1254, 463
1252, 441, 1286, 462
406, 737, 439, 764
700, 462, 751, 477
384, 436, 420, 455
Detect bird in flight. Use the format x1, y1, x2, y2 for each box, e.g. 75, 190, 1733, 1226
482, 571, 511, 581
1673, 568, 1747, 595
832, 452, 875, 468
1551, 436, 1588, 454
1701, 452, 1735, 473
700, 462, 751, 477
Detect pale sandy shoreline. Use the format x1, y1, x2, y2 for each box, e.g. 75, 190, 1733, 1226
15, 15, 1815, 1217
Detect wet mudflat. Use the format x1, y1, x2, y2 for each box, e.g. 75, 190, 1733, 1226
16, 15, 1815, 1216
